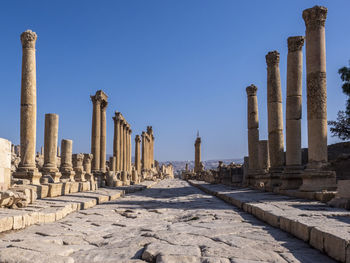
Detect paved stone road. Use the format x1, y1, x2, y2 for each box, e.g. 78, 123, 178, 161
0, 179, 334, 263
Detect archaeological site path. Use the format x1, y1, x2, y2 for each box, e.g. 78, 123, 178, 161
0, 179, 334, 263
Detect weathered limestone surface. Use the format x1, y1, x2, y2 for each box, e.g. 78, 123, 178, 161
73, 154, 85, 182
246, 84, 259, 171
266, 51, 284, 170
258, 140, 269, 171
60, 139, 75, 181
0, 138, 11, 191
0, 179, 334, 263
189, 180, 350, 263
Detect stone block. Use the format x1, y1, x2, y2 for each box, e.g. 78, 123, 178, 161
13, 215, 24, 230
70, 182, 79, 193
324, 231, 347, 262
97, 195, 109, 204
290, 220, 310, 242
0, 216, 13, 232
310, 227, 324, 252
336, 180, 350, 198
44, 212, 56, 223
78, 182, 90, 192
109, 192, 122, 201
24, 212, 39, 227
264, 210, 280, 228
82, 199, 97, 210
123, 180, 130, 186
30, 184, 49, 199
61, 182, 71, 195
280, 217, 292, 233
47, 183, 63, 197
0, 138, 11, 191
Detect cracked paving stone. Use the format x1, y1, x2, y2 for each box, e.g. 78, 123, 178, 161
0, 179, 335, 263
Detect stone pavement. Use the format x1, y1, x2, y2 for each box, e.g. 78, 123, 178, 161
0, 179, 334, 263
0, 181, 158, 234
189, 180, 350, 263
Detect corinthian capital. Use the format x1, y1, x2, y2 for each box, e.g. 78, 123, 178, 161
265, 51, 280, 67
287, 36, 305, 52
246, 84, 258, 96
20, 30, 37, 49
302, 6, 327, 30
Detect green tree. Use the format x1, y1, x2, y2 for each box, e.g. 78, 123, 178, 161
328, 63, 350, 140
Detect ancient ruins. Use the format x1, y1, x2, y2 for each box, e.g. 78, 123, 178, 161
1, 4, 350, 263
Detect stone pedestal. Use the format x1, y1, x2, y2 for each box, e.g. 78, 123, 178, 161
60, 139, 75, 181
329, 180, 350, 209
42, 114, 61, 183
73, 154, 86, 182
13, 30, 42, 185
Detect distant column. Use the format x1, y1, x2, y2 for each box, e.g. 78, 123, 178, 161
194, 136, 201, 173
135, 135, 141, 174
100, 100, 108, 173
14, 30, 42, 184
303, 6, 328, 167
128, 129, 132, 172
266, 51, 284, 171
91, 95, 101, 172
123, 123, 127, 171
285, 36, 304, 168
42, 114, 61, 182
246, 84, 260, 171
113, 112, 121, 171
60, 139, 75, 181
141, 132, 146, 170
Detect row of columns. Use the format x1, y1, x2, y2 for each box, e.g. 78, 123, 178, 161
246, 6, 335, 191
91, 90, 108, 173
112, 112, 132, 173
141, 126, 154, 170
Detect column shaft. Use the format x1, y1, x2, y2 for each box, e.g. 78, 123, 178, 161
100, 103, 107, 172
91, 99, 101, 172
135, 135, 141, 174
43, 114, 59, 170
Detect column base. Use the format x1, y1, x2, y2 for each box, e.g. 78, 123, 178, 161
280, 166, 304, 190
13, 168, 42, 185
75, 171, 87, 182
60, 169, 76, 182
299, 169, 336, 192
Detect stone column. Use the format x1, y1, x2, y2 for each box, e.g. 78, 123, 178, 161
113, 112, 122, 171
151, 135, 154, 169
300, 6, 336, 191
258, 140, 270, 171
60, 139, 75, 181
109, 156, 116, 172
194, 136, 201, 173
73, 153, 85, 182
141, 132, 146, 170
120, 121, 124, 171
42, 114, 61, 182
40, 147, 44, 155
83, 153, 94, 182
14, 30, 42, 184
128, 129, 132, 172
135, 135, 141, 174
266, 51, 284, 171
125, 126, 129, 172
285, 36, 304, 169
246, 84, 260, 171
100, 100, 107, 173
303, 6, 328, 167
123, 124, 127, 171
57, 146, 60, 157
91, 95, 101, 172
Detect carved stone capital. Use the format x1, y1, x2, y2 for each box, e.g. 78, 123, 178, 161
287, 36, 305, 52
83, 153, 93, 163
266, 51, 280, 67
135, 135, 141, 143
302, 6, 327, 30
246, 84, 258, 96
20, 30, 37, 49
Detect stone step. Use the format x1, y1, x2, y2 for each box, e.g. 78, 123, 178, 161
0, 180, 159, 234
189, 179, 350, 263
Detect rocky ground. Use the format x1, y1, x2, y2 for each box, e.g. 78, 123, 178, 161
0, 179, 334, 263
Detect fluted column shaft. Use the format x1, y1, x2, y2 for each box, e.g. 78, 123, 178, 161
303, 6, 328, 166
246, 84, 260, 170
19, 30, 38, 170
100, 102, 107, 172
286, 36, 305, 167
266, 51, 284, 170
91, 98, 101, 172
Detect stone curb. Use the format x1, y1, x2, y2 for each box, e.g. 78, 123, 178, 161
188, 180, 350, 263
0, 180, 159, 235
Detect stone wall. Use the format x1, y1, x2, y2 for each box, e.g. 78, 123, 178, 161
0, 138, 11, 191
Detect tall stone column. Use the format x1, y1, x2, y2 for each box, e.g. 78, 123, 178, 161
100, 100, 108, 173
194, 136, 201, 173
60, 139, 75, 181
135, 135, 141, 174
123, 123, 127, 171
246, 84, 260, 171
128, 129, 132, 172
300, 6, 336, 191
117, 117, 123, 171
42, 114, 61, 183
91, 96, 101, 172
14, 30, 42, 184
266, 51, 284, 171
286, 36, 304, 168
141, 132, 146, 170
126, 126, 130, 172
151, 135, 154, 169
120, 121, 124, 171
258, 140, 270, 171
113, 112, 121, 171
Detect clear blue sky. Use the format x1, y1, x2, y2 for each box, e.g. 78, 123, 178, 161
0, 1, 349, 162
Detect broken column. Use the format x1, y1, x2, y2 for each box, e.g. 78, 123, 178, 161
246, 84, 260, 173
282, 36, 305, 189
42, 114, 61, 183
83, 153, 94, 182
73, 153, 85, 182
300, 6, 336, 191
135, 135, 141, 174
60, 139, 75, 181
266, 51, 285, 174
13, 30, 42, 184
